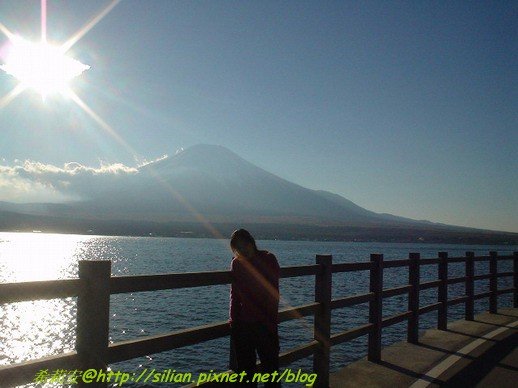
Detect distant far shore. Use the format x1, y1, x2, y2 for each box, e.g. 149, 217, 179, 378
1, 211, 517, 246
1, 229, 517, 248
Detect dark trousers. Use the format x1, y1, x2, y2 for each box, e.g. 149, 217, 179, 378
230, 321, 280, 387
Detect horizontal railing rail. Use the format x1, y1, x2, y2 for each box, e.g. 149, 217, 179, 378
418, 302, 442, 315
0, 351, 81, 388
383, 259, 411, 268
330, 292, 374, 309
0, 250, 516, 388
331, 262, 372, 272
0, 278, 84, 304
419, 279, 442, 290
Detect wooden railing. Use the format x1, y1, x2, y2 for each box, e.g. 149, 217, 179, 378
0, 251, 516, 387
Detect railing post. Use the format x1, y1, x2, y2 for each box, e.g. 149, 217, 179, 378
407, 252, 420, 344
438, 252, 448, 330
77, 260, 111, 388
514, 252, 518, 308
489, 251, 498, 314
313, 254, 332, 388
368, 254, 383, 362
465, 252, 475, 321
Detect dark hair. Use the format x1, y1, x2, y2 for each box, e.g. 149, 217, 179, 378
230, 229, 258, 253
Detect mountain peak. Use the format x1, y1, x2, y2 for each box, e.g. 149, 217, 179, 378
185, 143, 232, 153
172, 143, 246, 167
174, 143, 239, 159
139, 143, 258, 179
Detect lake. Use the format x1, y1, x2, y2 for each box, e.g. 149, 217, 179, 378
0, 232, 515, 387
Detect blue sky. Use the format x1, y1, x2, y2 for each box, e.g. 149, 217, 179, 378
0, 0, 516, 232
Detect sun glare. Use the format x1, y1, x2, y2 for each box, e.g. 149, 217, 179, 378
0, 36, 90, 98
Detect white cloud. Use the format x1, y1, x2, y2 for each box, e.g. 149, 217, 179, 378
15, 160, 139, 175
3, 161, 139, 202
0, 155, 169, 203
136, 154, 168, 168
0, 172, 72, 203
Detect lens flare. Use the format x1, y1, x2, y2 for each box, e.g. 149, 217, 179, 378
0, 36, 90, 98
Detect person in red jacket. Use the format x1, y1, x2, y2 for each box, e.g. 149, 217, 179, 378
229, 229, 280, 387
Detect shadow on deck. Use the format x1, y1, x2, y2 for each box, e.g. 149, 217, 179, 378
330, 308, 518, 388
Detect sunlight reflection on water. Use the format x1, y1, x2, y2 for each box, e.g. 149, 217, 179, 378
0, 232, 89, 282
0, 233, 88, 366
0, 233, 91, 387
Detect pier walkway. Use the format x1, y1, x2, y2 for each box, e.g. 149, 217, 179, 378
330, 307, 518, 387
0, 250, 516, 387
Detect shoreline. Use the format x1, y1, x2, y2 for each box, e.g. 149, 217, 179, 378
1, 229, 517, 247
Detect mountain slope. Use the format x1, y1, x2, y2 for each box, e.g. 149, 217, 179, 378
65, 144, 422, 225
0, 144, 489, 231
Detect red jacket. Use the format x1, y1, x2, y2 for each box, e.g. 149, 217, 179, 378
229, 250, 280, 334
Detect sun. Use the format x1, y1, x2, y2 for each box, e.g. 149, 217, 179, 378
0, 35, 90, 98
0, 0, 121, 105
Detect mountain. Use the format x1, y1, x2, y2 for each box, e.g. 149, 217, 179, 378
1, 144, 515, 242
41, 144, 436, 226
